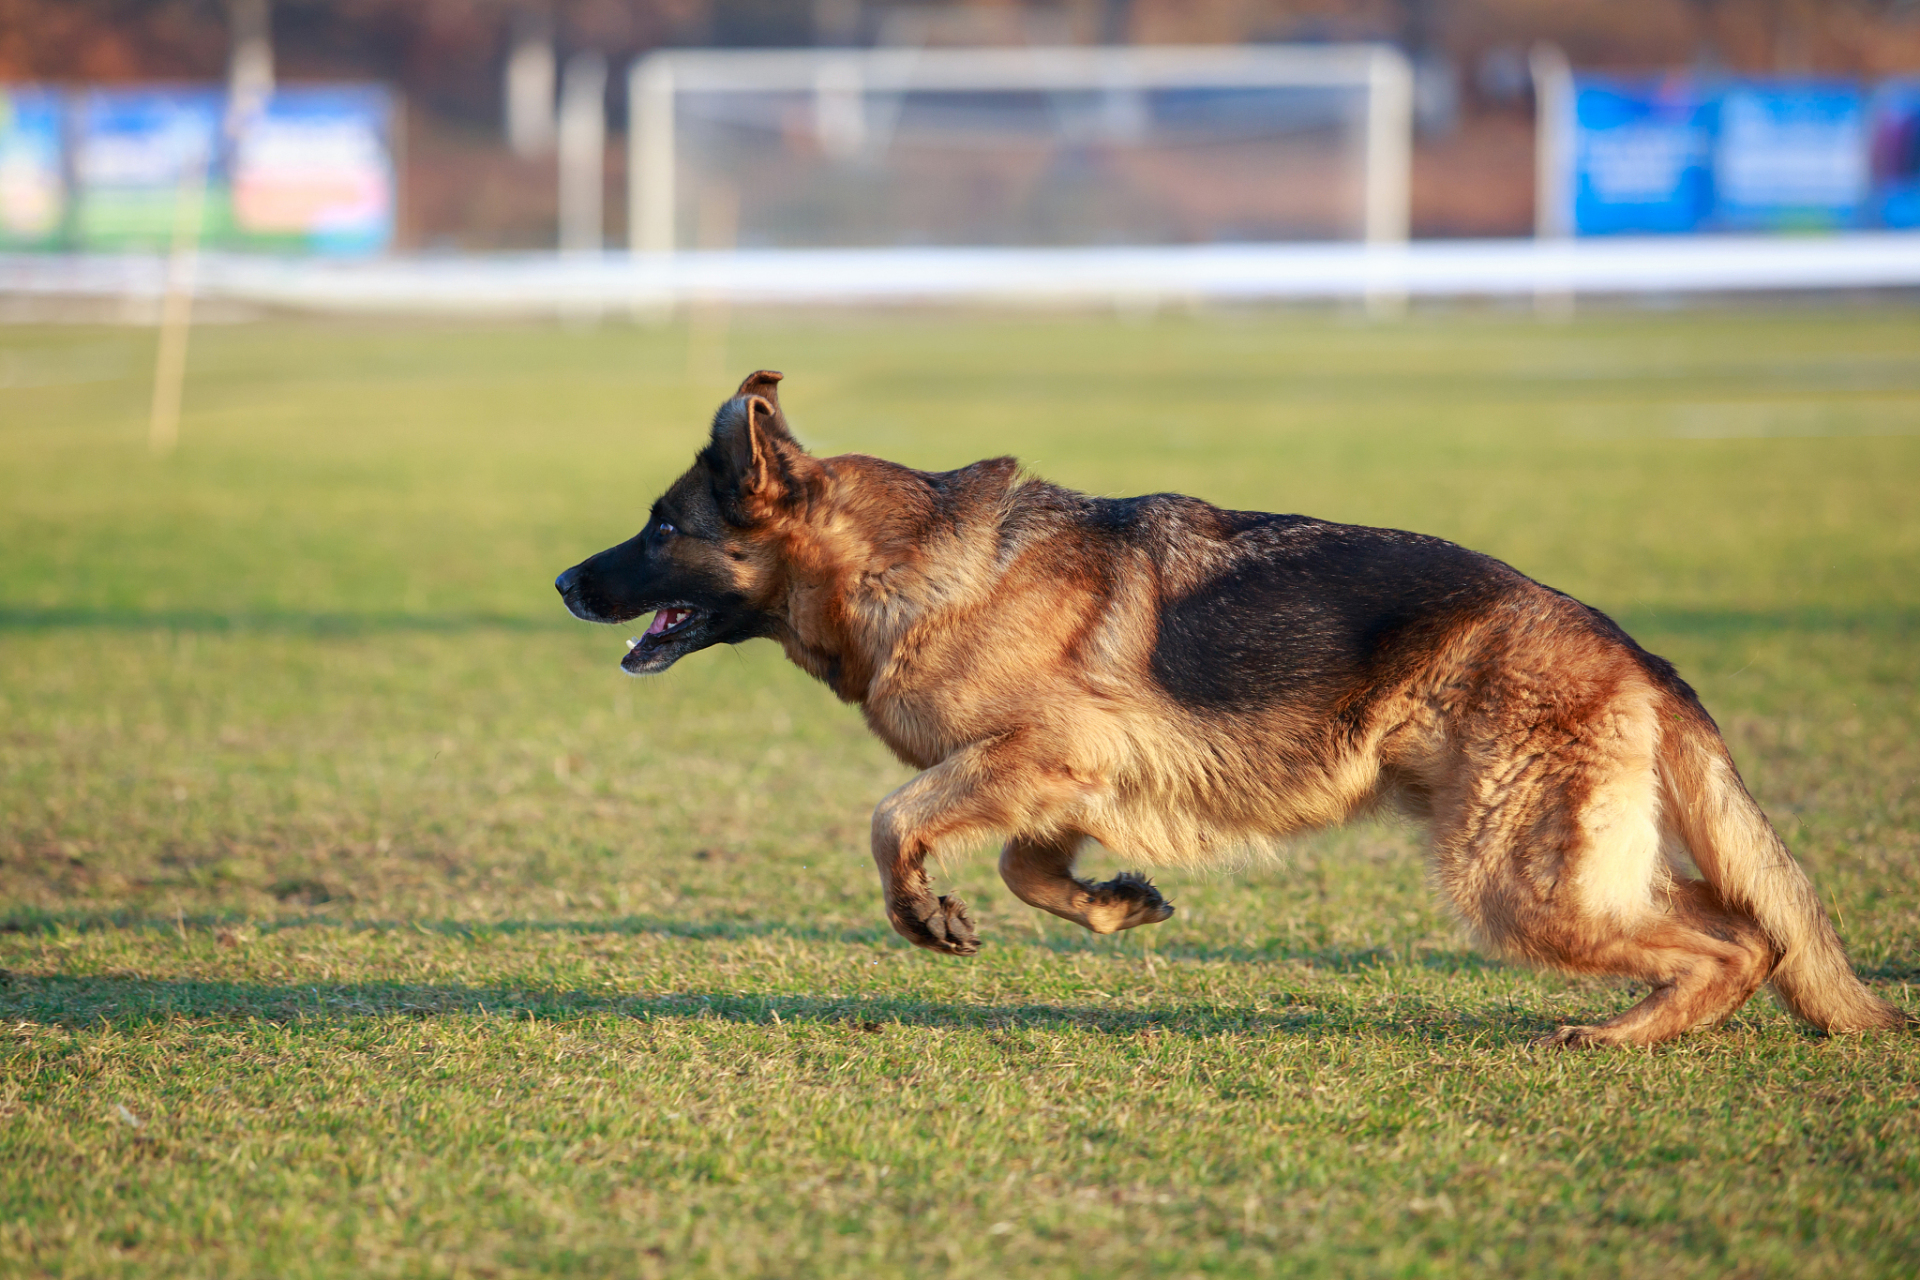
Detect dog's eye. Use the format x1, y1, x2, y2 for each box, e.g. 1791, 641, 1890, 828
656, 521, 676, 537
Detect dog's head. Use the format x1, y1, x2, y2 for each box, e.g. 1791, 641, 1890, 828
555, 370, 822, 674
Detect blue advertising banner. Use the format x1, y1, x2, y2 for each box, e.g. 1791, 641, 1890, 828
0, 87, 68, 248
1564, 75, 1918, 235
74, 86, 227, 250
1713, 83, 1867, 230
1571, 77, 1715, 236
1869, 79, 1920, 230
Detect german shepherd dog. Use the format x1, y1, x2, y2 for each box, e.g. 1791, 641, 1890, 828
556, 371, 1907, 1047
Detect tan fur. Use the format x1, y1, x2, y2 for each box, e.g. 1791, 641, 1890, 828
576, 373, 1907, 1046
1657, 718, 1905, 1034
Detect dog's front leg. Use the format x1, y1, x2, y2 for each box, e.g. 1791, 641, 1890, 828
870, 734, 1075, 957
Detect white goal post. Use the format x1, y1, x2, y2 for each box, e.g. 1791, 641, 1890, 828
627, 44, 1412, 255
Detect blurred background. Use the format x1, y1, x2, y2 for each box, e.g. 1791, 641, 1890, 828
1, 0, 1918, 310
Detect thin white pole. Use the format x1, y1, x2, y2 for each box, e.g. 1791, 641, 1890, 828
226, 0, 274, 108
1362, 46, 1413, 246
1362, 46, 1413, 317
1529, 42, 1575, 320
630, 57, 676, 254
148, 145, 208, 456
558, 51, 607, 253
1530, 43, 1574, 240
505, 24, 556, 157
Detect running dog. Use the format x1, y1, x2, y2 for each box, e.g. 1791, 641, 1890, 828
555, 371, 1907, 1046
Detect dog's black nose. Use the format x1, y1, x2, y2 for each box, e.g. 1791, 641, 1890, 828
554, 565, 582, 597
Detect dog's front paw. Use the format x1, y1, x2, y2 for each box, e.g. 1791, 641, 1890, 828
1533, 1024, 1605, 1049
890, 894, 980, 957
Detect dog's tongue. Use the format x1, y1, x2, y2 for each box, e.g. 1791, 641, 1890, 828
645, 607, 686, 636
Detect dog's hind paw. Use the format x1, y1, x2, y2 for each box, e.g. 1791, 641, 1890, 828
892, 894, 980, 957
1533, 1024, 1608, 1049
1082, 871, 1175, 935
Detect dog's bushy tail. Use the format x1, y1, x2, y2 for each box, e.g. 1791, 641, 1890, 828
1659, 702, 1907, 1034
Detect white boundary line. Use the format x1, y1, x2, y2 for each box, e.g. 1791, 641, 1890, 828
5, 236, 1920, 315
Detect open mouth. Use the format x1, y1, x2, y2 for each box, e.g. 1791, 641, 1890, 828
621, 605, 705, 672
644, 606, 698, 638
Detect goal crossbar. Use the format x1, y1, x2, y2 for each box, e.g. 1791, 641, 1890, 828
628, 44, 1412, 254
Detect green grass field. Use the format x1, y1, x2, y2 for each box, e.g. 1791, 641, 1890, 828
2, 307, 1917, 1278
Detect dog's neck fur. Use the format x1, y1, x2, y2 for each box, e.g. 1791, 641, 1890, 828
770, 455, 1024, 706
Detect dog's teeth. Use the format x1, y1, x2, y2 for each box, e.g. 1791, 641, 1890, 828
626, 636, 639, 650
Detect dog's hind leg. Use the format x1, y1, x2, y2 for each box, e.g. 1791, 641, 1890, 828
1432, 685, 1777, 1047
1526, 880, 1777, 1048
999, 834, 1175, 935
1446, 820, 1776, 1047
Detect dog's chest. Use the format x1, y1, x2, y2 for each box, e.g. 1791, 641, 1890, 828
862, 685, 967, 771
855, 614, 1005, 767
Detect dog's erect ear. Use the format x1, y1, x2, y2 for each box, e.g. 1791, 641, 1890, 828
709, 376, 811, 515
734, 368, 784, 406
729, 369, 795, 442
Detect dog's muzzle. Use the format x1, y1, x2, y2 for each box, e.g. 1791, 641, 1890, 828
554, 564, 598, 622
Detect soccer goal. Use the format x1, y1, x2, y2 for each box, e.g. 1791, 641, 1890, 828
627, 44, 1412, 254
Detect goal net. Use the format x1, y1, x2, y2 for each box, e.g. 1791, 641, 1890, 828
628, 45, 1411, 253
